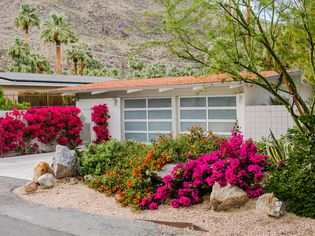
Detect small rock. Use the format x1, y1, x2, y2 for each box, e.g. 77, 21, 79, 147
53, 145, 78, 179
256, 193, 286, 218
69, 177, 78, 185
210, 182, 249, 211
24, 182, 38, 194
33, 162, 53, 183
84, 174, 93, 182
37, 173, 56, 189
256, 193, 274, 210
267, 200, 285, 218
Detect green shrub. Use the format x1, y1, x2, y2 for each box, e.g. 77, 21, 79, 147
79, 139, 150, 176
265, 127, 315, 218
0, 87, 30, 110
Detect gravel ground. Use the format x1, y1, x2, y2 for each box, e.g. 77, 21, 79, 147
13, 182, 315, 236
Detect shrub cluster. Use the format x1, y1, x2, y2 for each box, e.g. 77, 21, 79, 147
23, 106, 83, 148
0, 111, 25, 155
140, 130, 267, 210
91, 104, 110, 143
0, 106, 83, 156
265, 127, 315, 218
79, 127, 223, 209
0, 87, 30, 110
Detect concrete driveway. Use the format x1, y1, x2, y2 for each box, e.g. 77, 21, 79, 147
0, 177, 162, 236
0, 152, 53, 180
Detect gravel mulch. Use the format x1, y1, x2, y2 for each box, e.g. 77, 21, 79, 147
13, 182, 315, 236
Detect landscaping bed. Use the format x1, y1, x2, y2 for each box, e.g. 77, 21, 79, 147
13, 181, 315, 236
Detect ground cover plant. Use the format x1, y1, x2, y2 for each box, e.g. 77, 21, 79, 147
79, 127, 224, 209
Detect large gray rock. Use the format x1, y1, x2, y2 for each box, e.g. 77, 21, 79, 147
210, 182, 249, 211
37, 173, 56, 189
53, 145, 78, 179
256, 193, 286, 218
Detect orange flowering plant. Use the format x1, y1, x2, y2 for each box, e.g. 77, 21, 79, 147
79, 127, 223, 209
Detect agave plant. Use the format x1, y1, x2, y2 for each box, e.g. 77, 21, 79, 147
265, 129, 290, 164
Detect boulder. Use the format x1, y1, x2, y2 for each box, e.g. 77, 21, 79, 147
210, 182, 249, 211
152, 164, 177, 179
33, 162, 53, 183
256, 193, 285, 218
37, 173, 56, 189
53, 145, 78, 179
24, 182, 38, 194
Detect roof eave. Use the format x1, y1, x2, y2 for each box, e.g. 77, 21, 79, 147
50, 81, 244, 95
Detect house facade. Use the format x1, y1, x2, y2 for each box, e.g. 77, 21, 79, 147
52, 70, 313, 141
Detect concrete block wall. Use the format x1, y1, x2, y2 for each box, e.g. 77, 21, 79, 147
244, 105, 294, 141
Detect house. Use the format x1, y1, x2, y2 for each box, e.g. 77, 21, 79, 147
0, 72, 117, 106
51, 70, 313, 141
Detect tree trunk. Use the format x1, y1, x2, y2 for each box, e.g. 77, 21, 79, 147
79, 60, 85, 76
73, 59, 78, 75
36, 66, 43, 74
246, 0, 251, 47
55, 41, 62, 74
24, 26, 29, 46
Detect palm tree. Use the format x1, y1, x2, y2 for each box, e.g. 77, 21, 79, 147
41, 12, 77, 74
77, 43, 92, 76
7, 37, 30, 60
66, 43, 81, 75
15, 4, 40, 45
66, 42, 91, 75
30, 53, 51, 73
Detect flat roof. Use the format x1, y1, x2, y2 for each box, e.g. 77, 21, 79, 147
50, 70, 302, 94
0, 72, 117, 87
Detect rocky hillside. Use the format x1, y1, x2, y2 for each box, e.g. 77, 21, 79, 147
0, 0, 173, 72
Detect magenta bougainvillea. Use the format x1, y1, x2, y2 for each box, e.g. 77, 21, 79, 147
23, 106, 83, 147
0, 111, 25, 155
91, 104, 110, 143
0, 106, 83, 156
139, 130, 267, 210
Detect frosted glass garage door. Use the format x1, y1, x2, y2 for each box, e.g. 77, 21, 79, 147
179, 96, 237, 135
124, 98, 172, 142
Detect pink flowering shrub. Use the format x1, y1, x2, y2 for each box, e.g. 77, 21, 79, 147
0, 106, 83, 156
140, 130, 267, 210
91, 104, 110, 143
23, 106, 83, 148
0, 111, 25, 155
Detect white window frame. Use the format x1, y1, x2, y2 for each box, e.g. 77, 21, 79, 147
123, 97, 174, 142
179, 95, 237, 136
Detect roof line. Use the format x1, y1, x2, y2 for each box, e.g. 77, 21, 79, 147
0, 77, 92, 85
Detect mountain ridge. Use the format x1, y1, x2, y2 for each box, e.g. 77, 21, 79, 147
0, 0, 173, 73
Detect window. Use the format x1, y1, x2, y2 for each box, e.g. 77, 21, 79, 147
179, 96, 237, 135
124, 98, 172, 142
